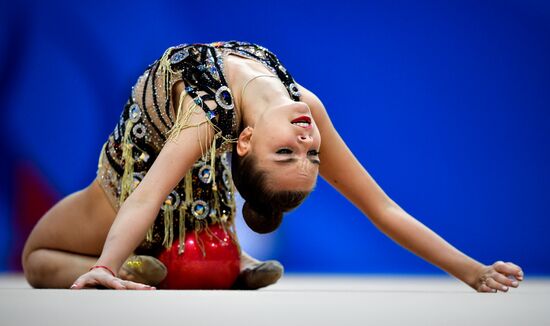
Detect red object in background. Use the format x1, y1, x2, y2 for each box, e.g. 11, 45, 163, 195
157, 225, 240, 289
11, 162, 59, 270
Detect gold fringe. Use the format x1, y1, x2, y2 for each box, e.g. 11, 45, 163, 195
184, 170, 193, 205
195, 222, 206, 257
205, 223, 224, 244
153, 46, 243, 256
119, 120, 135, 206
177, 170, 193, 255
210, 137, 223, 225
145, 225, 153, 243
162, 204, 174, 249
229, 167, 238, 218
178, 205, 186, 254
166, 91, 192, 143
158, 47, 180, 76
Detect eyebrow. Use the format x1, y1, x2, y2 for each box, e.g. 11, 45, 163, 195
274, 157, 321, 165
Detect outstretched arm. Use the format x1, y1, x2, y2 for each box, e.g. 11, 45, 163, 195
72, 89, 214, 289
299, 84, 523, 292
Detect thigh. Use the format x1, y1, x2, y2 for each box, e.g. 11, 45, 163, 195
23, 178, 117, 259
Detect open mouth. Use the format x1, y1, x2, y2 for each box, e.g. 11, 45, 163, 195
291, 115, 312, 128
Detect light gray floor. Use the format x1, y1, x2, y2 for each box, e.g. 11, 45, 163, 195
1, 273, 548, 326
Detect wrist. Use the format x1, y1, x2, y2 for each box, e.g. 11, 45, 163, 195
90, 265, 117, 277
458, 260, 486, 288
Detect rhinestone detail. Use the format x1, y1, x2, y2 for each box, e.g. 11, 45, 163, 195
191, 200, 209, 219
198, 164, 213, 184
289, 83, 301, 97
161, 191, 181, 211
170, 49, 189, 64
129, 104, 141, 123
132, 123, 146, 138
215, 86, 233, 110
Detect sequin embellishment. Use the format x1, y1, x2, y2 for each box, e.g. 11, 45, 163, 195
170, 49, 189, 64
161, 191, 181, 211
215, 86, 234, 110
98, 41, 300, 254
207, 110, 216, 120
220, 153, 230, 169
288, 83, 301, 97
129, 104, 142, 123
132, 172, 145, 191
191, 200, 209, 219
222, 170, 231, 189
198, 164, 213, 184
132, 123, 146, 138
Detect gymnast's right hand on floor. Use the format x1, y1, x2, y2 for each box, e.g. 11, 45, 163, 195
70, 267, 156, 290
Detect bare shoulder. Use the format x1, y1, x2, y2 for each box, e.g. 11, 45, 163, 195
295, 83, 333, 131
296, 84, 325, 111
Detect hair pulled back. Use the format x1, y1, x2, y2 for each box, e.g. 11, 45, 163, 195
231, 148, 310, 234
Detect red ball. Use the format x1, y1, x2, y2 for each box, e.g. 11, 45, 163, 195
157, 224, 241, 289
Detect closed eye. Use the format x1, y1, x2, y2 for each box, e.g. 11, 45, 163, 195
275, 148, 320, 165
276, 148, 293, 154
308, 150, 320, 156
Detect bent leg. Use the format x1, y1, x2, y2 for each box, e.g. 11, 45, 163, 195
24, 249, 97, 288
22, 179, 117, 288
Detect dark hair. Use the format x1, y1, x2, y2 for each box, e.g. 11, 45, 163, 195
231, 150, 310, 234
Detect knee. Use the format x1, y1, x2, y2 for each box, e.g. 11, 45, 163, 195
22, 249, 58, 288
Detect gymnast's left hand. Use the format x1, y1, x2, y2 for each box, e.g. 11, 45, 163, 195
470, 261, 523, 293
70, 267, 156, 290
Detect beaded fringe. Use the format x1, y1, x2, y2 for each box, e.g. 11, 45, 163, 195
119, 120, 135, 206
117, 48, 238, 255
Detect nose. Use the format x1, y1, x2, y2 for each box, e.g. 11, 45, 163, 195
298, 134, 313, 144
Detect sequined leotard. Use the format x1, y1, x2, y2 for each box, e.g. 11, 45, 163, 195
96, 41, 301, 257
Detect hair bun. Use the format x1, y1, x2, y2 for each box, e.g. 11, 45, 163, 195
242, 202, 283, 234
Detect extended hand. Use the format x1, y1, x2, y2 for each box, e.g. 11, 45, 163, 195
70, 268, 156, 290
471, 261, 523, 293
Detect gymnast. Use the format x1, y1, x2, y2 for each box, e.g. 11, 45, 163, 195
22, 41, 523, 292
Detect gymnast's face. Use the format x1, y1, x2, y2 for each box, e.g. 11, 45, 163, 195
236, 101, 321, 191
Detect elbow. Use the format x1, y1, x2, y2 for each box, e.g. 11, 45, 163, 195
366, 199, 403, 227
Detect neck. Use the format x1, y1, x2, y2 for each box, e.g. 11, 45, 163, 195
225, 56, 290, 129
238, 76, 289, 128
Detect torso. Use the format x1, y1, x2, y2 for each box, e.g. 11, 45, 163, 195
95, 41, 301, 256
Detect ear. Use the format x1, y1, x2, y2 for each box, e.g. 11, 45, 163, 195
236, 126, 253, 156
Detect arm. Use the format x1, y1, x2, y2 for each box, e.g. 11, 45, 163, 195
73, 94, 214, 289
299, 85, 523, 292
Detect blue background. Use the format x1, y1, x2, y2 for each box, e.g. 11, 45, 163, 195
1, 0, 549, 275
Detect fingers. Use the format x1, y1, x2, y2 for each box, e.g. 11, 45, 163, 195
493, 261, 524, 281
478, 283, 495, 293
71, 275, 98, 289
484, 277, 507, 292
505, 261, 524, 281
492, 271, 519, 289
488, 274, 515, 292
70, 281, 84, 289
477, 261, 524, 293
120, 280, 156, 290
75, 276, 155, 290
77, 276, 156, 290
107, 278, 127, 290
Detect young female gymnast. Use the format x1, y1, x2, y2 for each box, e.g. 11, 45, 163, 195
22, 41, 523, 292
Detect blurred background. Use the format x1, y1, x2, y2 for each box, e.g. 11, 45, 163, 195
0, 0, 548, 276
